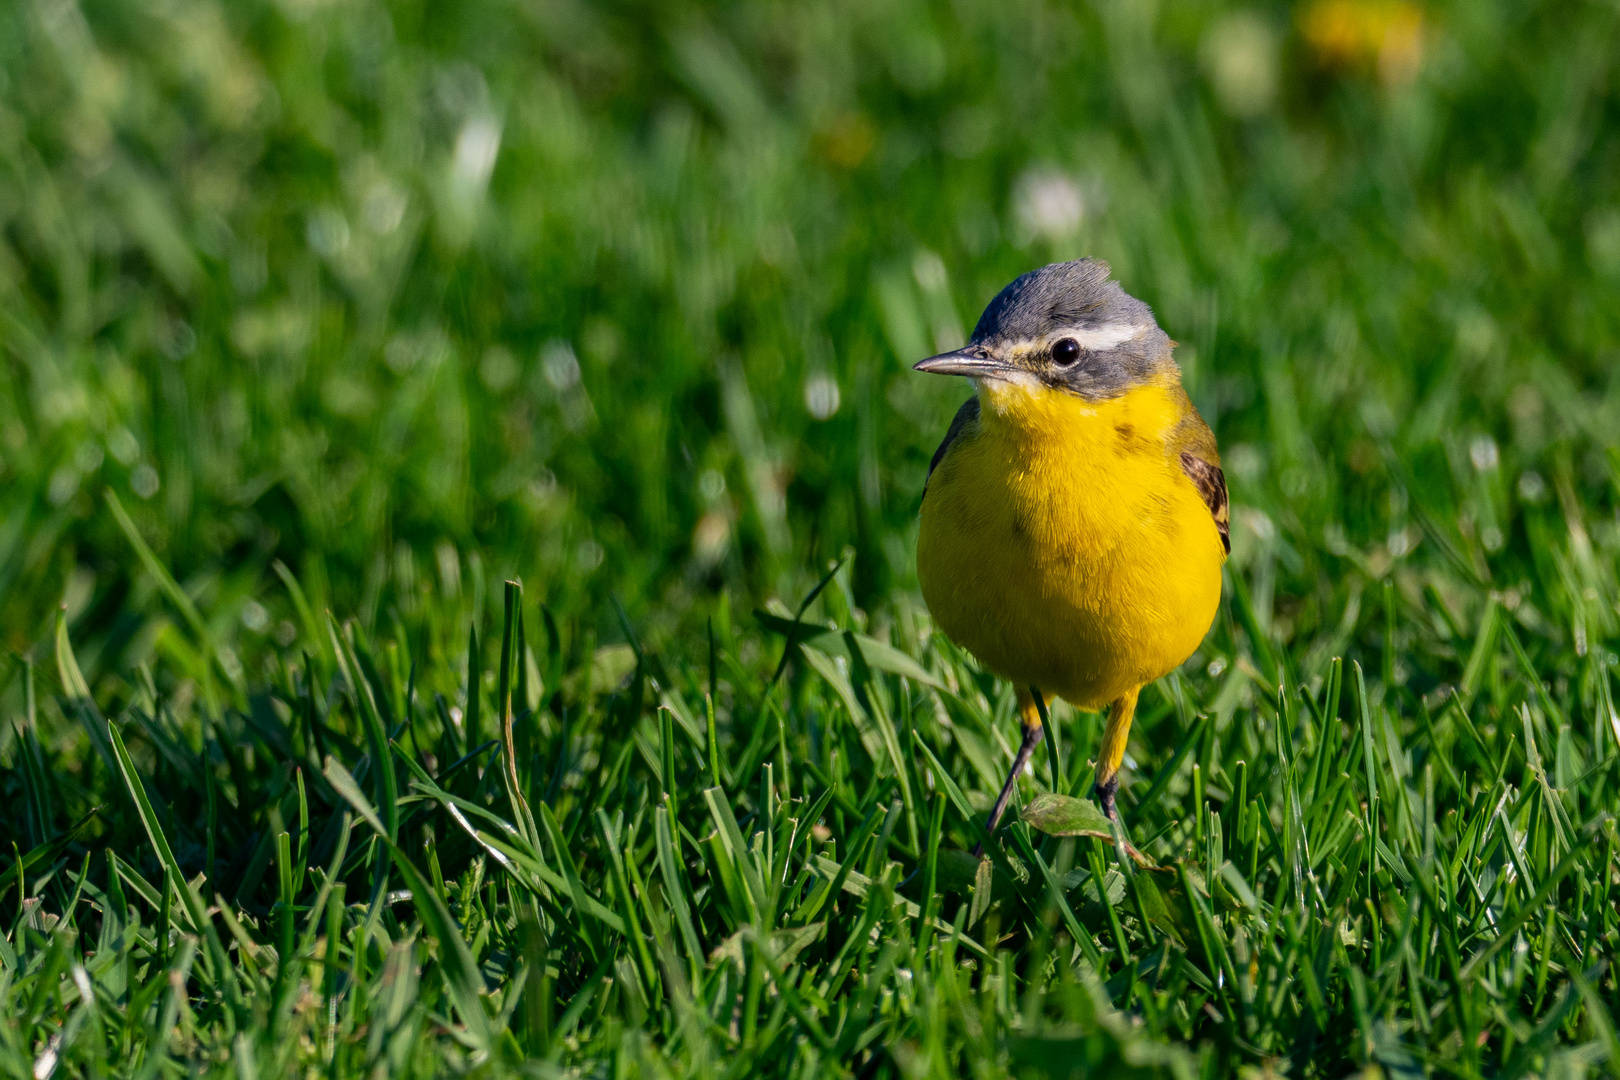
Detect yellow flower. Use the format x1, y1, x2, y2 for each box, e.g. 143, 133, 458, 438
1300, 0, 1424, 85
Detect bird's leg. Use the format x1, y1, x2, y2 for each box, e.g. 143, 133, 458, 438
1095, 777, 1118, 821
974, 689, 1045, 856
1092, 686, 1140, 820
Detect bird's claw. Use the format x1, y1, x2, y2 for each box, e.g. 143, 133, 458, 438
1095, 778, 1118, 821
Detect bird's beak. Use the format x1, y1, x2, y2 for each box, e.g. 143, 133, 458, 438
912, 344, 1012, 378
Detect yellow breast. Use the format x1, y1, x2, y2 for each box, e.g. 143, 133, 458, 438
916, 376, 1224, 709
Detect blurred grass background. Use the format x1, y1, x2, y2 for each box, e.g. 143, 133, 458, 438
5, 0, 1620, 1074
4, 0, 1618, 693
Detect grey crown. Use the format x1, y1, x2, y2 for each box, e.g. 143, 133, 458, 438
971, 259, 1174, 401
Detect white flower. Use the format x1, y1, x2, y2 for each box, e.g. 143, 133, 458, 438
1014, 170, 1084, 241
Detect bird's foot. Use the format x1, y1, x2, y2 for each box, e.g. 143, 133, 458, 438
1094, 778, 1118, 821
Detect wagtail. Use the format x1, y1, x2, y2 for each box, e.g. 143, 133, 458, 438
915, 259, 1228, 829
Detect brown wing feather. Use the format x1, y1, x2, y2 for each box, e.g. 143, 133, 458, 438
1166, 387, 1229, 555
1179, 452, 1229, 555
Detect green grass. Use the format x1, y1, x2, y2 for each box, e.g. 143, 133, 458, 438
4, 0, 1620, 1075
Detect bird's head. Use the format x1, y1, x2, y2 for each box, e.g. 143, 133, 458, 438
913, 259, 1176, 402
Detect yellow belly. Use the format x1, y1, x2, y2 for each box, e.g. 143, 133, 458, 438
917, 378, 1224, 710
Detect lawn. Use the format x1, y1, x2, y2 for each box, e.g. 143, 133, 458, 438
2, 0, 1619, 1076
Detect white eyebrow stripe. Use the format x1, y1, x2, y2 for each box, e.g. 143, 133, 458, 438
1052, 323, 1146, 350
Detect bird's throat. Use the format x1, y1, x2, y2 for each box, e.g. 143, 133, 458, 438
973, 374, 1183, 463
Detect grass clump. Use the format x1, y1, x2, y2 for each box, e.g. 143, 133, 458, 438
5, 533, 1620, 1077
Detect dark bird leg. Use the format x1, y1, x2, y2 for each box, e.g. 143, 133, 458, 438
1095, 777, 1119, 821
1092, 687, 1140, 821
973, 688, 1045, 855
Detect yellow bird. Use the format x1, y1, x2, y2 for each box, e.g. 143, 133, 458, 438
915, 259, 1228, 829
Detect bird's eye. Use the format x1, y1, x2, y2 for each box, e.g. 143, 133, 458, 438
1051, 338, 1081, 366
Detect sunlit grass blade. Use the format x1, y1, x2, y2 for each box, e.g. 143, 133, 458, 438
106, 721, 239, 1008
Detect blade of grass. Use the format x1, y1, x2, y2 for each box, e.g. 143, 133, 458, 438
107, 721, 239, 1008
322, 756, 494, 1056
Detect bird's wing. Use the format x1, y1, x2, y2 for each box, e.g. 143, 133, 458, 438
1168, 394, 1229, 555
925, 396, 981, 495
1178, 451, 1229, 555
